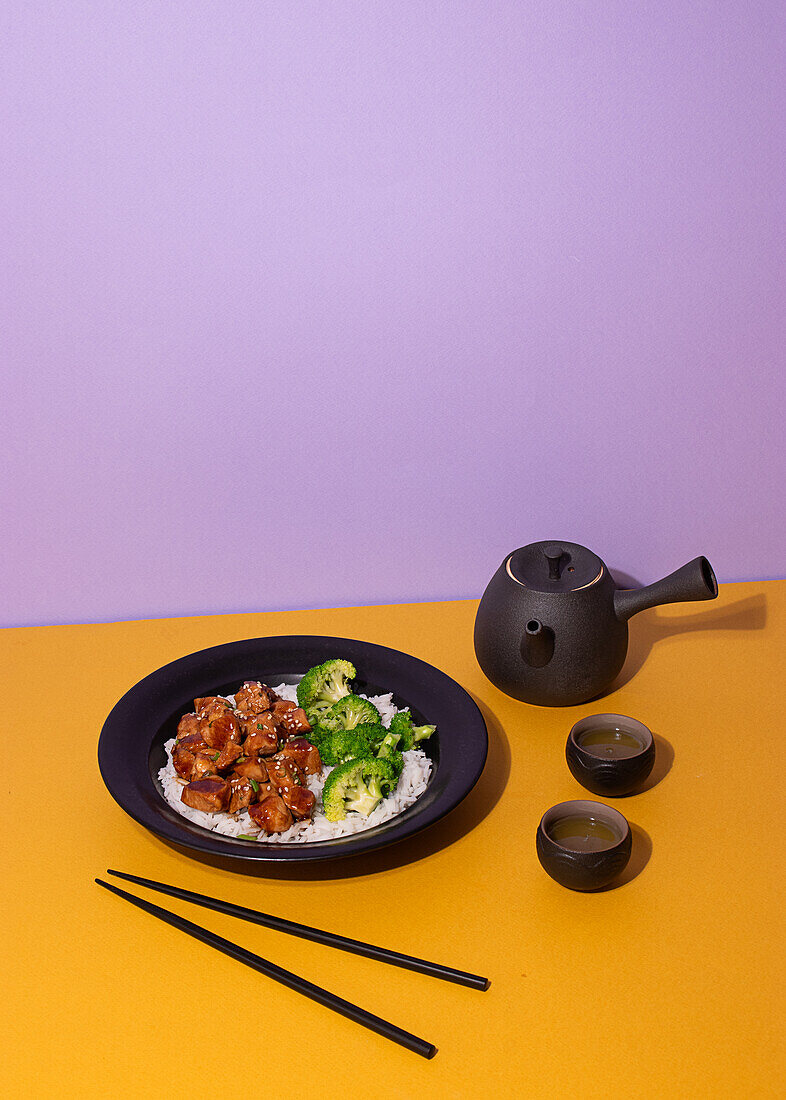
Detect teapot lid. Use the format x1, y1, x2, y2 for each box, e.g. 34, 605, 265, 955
506, 541, 604, 593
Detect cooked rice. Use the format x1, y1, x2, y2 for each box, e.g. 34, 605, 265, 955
158, 682, 432, 843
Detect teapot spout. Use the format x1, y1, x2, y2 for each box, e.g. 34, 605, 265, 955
520, 619, 555, 667
614, 556, 718, 622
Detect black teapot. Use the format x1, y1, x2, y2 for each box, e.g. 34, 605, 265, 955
474, 541, 718, 706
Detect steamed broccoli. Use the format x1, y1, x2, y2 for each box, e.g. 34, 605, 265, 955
319, 694, 381, 731
309, 726, 375, 767
388, 709, 436, 751
321, 757, 397, 821
354, 721, 387, 751
376, 731, 404, 780
296, 659, 356, 722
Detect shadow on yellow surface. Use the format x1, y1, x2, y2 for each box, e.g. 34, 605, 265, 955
608, 733, 674, 795
612, 593, 767, 691
596, 821, 652, 890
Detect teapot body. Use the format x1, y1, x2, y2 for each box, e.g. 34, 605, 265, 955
474, 558, 627, 706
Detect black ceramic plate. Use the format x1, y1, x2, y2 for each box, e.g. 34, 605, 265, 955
98, 635, 488, 866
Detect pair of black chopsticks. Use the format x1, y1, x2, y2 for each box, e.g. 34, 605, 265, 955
96, 870, 490, 1058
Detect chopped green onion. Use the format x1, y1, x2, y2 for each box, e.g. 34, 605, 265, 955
249, 778, 260, 793
212, 751, 220, 761
238, 833, 257, 840
236, 755, 247, 763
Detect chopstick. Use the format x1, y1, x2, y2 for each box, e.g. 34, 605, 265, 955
106, 869, 490, 991
96, 878, 436, 1059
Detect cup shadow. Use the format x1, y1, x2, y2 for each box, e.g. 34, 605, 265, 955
156, 696, 511, 882
596, 822, 652, 890
639, 734, 673, 792
605, 733, 673, 797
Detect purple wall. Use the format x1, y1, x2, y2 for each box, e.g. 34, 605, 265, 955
3, 3, 784, 627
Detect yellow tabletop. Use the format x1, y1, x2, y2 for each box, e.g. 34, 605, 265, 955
2, 581, 783, 1098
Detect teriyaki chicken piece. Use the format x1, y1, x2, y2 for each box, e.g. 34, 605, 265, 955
176, 713, 201, 740
279, 737, 322, 775
172, 742, 208, 782
228, 775, 258, 814
249, 795, 293, 834
234, 681, 278, 716
265, 753, 316, 820
201, 711, 242, 750
193, 696, 235, 720
238, 711, 279, 756
271, 700, 312, 739
233, 758, 270, 784
181, 777, 230, 813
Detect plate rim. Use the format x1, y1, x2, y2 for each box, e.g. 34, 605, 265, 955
98, 634, 488, 865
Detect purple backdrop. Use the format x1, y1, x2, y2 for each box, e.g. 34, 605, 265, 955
3, 3, 784, 627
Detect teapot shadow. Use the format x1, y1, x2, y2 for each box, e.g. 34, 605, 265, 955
609, 592, 767, 692
158, 697, 511, 882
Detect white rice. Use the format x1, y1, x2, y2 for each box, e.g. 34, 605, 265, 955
158, 683, 433, 843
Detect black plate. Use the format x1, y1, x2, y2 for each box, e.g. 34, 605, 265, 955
98, 635, 488, 865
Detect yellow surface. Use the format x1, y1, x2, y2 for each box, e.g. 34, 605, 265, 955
1, 581, 784, 1098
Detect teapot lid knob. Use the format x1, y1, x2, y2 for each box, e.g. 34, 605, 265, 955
506, 541, 605, 592
543, 544, 565, 580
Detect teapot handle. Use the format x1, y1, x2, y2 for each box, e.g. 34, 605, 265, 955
614, 557, 718, 622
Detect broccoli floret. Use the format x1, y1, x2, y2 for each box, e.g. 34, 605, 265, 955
388, 710, 412, 741
296, 659, 356, 722
412, 723, 436, 745
322, 757, 397, 821
388, 709, 436, 751
376, 731, 404, 780
310, 726, 375, 767
354, 721, 387, 751
319, 694, 381, 731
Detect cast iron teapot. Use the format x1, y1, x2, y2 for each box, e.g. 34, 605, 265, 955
474, 541, 718, 706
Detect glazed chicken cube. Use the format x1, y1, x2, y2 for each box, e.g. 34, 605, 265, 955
238, 710, 273, 735
267, 759, 314, 818
266, 755, 306, 794
248, 794, 293, 834
212, 739, 243, 771
202, 711, 242, 750
176, 732, 209, 754
194, 696, 235, 720
279, 738, 322, 776
176, 713, 201, 740
172, 742, 197, 780
232, 758, 270, 784
260, 753, 314, 820
181, 777, 230, 813
172, 738, 215, 782
243, 731, 279, 757
278, 784, 316, 821
227, 775, 257, 814
274, 706, 312, 740
234, 681, 273, 716
191, 752, 220, 781
238, 709, 277, 737
242, 724, 279, 757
